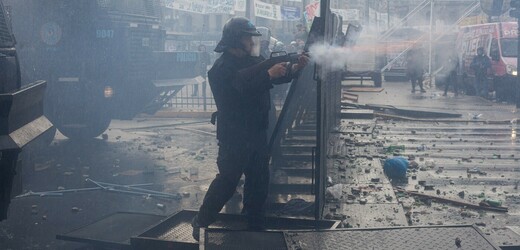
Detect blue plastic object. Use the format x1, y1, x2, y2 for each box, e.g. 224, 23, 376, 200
384, 157, 409, 180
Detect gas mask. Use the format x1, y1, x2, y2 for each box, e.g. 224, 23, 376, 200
251, 36, 261, 57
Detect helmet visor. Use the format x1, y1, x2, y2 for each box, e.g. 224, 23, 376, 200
243, 29, 262, 37
251, 36, 261, 57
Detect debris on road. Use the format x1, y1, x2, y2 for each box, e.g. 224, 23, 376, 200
395, 188, 508, 212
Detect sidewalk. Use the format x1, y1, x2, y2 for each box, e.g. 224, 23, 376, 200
352, 81, 519, 121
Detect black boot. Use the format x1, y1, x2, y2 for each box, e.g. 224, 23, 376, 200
191, 215, 201, 241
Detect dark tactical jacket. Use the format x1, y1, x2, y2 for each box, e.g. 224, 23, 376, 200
208, 52, 293, 146
470, 55, 491, 77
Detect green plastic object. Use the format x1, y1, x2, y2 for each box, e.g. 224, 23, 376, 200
385, 145, 405, 154
483, 198, 502, 207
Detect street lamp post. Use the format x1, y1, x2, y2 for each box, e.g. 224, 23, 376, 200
387, 0, 390, 29
510, 0, 520, 108
428, 0, 434, 86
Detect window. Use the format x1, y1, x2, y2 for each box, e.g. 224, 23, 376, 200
500, 38, 518, 57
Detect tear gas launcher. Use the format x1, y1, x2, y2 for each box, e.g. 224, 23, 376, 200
238, 51, 310, 78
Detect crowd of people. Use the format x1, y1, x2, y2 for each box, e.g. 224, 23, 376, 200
406, 45, 492, 99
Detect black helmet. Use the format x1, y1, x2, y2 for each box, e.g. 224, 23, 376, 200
214, 17, 261, 53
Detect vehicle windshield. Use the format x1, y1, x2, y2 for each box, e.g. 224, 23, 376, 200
501, 38, 518, 57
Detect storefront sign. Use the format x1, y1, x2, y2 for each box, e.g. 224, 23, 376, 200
281, 6, 301, 21
254, 1, 282, 21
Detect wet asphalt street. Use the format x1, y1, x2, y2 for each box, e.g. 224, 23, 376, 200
2, 80, 520, 249
0, 117, 218, 249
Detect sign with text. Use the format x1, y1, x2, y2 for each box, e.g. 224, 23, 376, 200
281, 6, 301, 21
331, 9, 359, 21
164, 0, 235, 14
254, 1, 282, 20
234, 0, 246, 12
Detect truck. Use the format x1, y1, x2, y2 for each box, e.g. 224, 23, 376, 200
1, 0, 52, 220
5, 0, 204, 139
457, 22, 518, 101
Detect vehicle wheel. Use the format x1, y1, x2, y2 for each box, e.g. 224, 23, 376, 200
372, 72, 383, 87
45, 79, 112, 139
56, 116, 111, 139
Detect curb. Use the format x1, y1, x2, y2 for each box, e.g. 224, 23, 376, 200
139, 110, 214, 119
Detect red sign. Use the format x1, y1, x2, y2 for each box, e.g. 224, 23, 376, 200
305, 2, 320, 22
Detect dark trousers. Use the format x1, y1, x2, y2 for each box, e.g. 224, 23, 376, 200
475, 75, 488, 98
196, 141, 270, 227
409, 71, 424, 91
444, 71, 458, 95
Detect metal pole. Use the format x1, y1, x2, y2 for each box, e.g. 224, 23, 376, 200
364, 0, 369, 25
517, 18, 520, 108
428, 0, 434, 78
314, 0, 329, 223
246, 0, 251, 19
387, 0, 390, 29
203, 80, 207, 111
314, 66, 322, 222
321, 0, 328, 19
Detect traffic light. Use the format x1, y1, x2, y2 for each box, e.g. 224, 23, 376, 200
511, 0, 520, 18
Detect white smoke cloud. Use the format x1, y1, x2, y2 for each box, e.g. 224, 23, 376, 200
309, 38, 380, 72
309, 43, 352, 71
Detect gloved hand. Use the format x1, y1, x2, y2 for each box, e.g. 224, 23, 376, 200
268, 62, 288, 79
292, 54, 310, 72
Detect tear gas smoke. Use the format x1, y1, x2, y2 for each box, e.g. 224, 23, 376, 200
309, 43, 352, 71
309, 39, 381, 72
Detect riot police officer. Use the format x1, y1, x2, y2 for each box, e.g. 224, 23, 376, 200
191, 17, 309, 241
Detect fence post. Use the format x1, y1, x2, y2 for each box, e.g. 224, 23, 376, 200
203, 80, 207, 111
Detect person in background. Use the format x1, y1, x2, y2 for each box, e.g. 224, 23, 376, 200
287, 41, 298, 53
294, 23, 308, 43
443, 50, 459, 96
257, 27, 272, 59
406, 45, 426, 93
192, 44, 211, 97
470, 47, 491, 98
